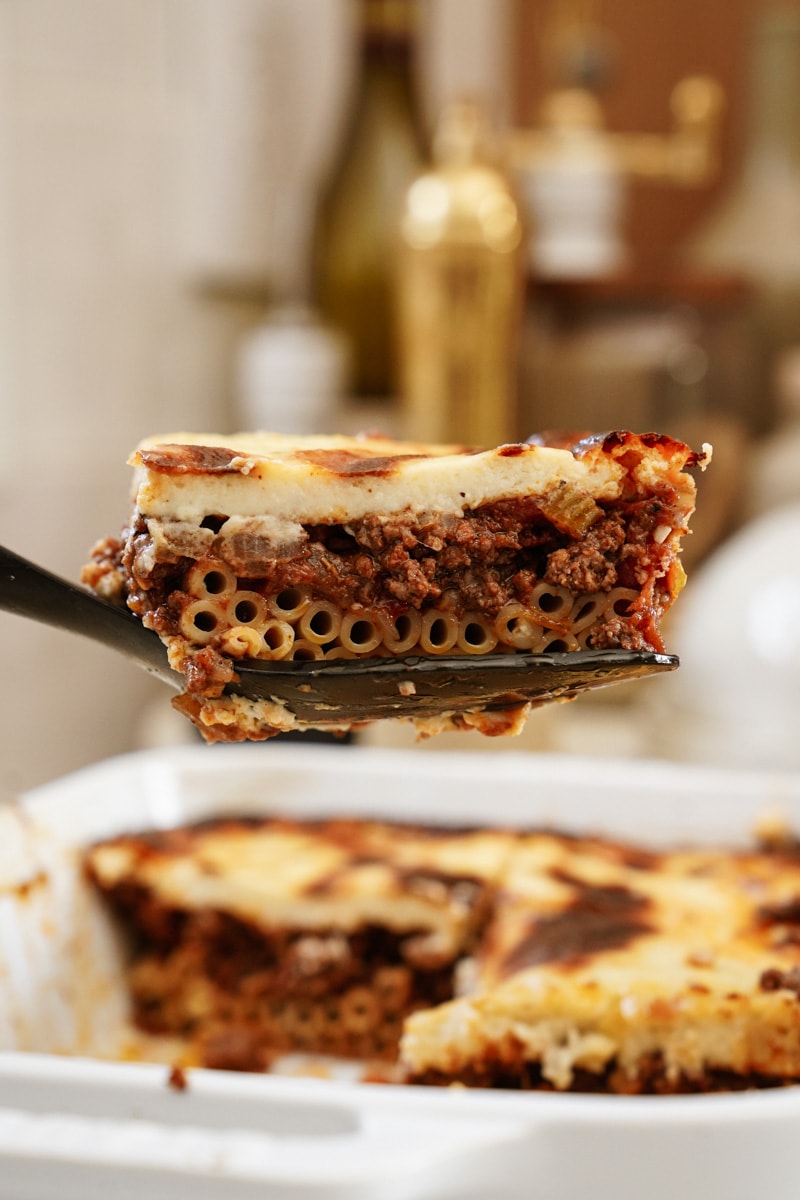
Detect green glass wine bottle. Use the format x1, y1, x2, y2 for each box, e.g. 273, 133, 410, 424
313, 0, 427, 404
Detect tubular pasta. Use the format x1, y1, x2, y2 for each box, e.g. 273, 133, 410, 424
267, 585, 312, 622
280, 1003, 300, 1036
603, 587, 639, 618
374, 965, 411, 1013
419, 610, 458, 655
378, 609, 422, 654
226, 590, 269, 632
298, 601, 342, 645
340, 986, 380, 1034
297, 1006, 326, 1040
186, 561, 237, 603
541, 632, 580, 653
261, 620, 295, 660
291, 1003, 315, 1038
179, 599, 227, 645
577, 626, 597, 649
320, 1003, 341, 1035
494, 603, 544, 650
287, 638, 325, 661
457, 613, 499, 655
220, 625, 264, 658
340, 611, 383, 654
178, 570, 646, 663
529, 582, 574, 631
569, 594, 605, 633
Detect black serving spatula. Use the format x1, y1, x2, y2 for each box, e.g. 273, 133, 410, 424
0, 543, 678, 724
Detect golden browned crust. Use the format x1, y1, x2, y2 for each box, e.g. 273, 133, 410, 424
131, 430, 709, 488
401, 832, 800, 1091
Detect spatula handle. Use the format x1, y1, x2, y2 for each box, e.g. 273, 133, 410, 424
0, 544, 174, 683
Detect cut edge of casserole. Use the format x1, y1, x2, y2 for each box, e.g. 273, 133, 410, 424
85, 816, 515, 1070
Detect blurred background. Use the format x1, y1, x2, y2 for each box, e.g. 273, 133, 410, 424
1, 0, 799, 799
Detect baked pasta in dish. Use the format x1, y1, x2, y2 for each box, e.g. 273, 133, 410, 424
87, 816, 800, 1093
82, 429, 708, 741
85, 816, 513, 1069
402, 831, 800, 1093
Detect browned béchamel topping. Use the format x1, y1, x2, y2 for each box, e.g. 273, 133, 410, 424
402, 830, 800, 1092
87, 814, 800, 1092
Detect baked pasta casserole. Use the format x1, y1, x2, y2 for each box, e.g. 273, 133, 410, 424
87, 815, 800, 1093
86, 816, 513, 1069
82, 429, 708, 741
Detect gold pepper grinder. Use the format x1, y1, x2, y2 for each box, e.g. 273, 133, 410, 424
397, 99, 525, 447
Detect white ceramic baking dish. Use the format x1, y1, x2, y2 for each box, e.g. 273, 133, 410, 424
2, 743, 800, 1200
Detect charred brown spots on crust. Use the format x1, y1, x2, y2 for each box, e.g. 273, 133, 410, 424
600, 431, 666, 451
301, 855, 383, 898
576, 839, 664, 872
4, 871, 48, 899
598, 431, 679, 454
94, 817, 490, 914
138, 445, 246, 474
497, 444, 527, 457
759, 966, 800, 997
499, 874, 652, 976
86, 827, 199, 868
611, 844, 664, 872
757, 897, 800, 927
565, 429, 696, 463
302, 854, 484, 912
292, 449, 427, 477
561, 432, 612, 457
755, 895, 800, 950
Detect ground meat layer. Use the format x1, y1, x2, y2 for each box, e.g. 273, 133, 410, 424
96, 886, 486, 1066
118, 495, 681, 655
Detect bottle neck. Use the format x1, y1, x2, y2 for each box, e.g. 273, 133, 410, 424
359, 0, 418, 47
358, 0, 417, 80
355, 0, 422, 134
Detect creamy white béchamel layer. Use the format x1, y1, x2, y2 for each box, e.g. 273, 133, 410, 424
131, 431, 708, 525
